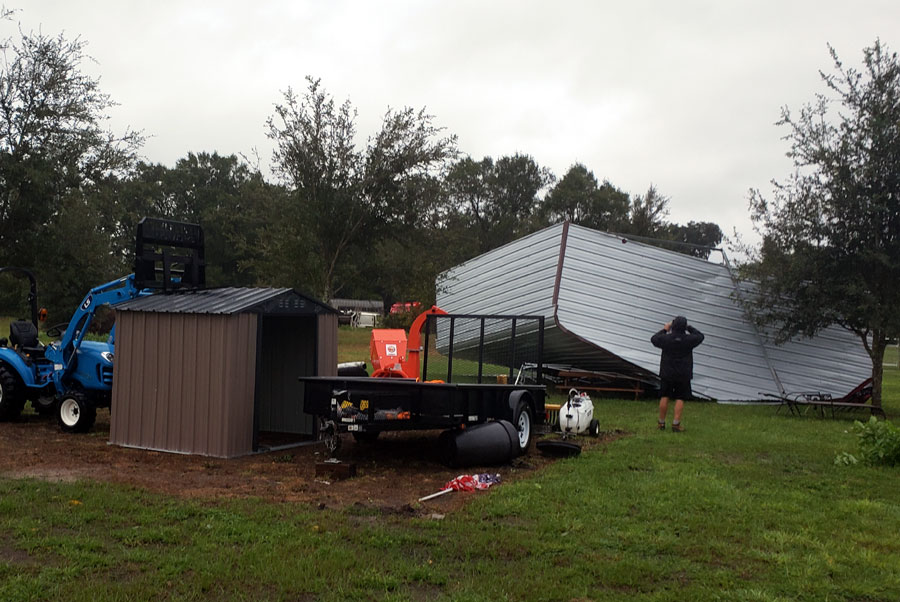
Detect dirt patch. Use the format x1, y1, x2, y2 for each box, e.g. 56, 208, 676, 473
0, 410, 618, 513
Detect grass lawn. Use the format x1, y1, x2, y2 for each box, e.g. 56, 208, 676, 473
1, 328, 900, 600
337, 325, 372, 364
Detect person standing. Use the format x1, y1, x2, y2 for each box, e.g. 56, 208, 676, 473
651, 316, 704, 432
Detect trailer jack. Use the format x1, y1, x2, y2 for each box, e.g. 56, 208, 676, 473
319, 418, 341, 458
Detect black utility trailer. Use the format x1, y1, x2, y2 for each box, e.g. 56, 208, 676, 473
301, 313, 547, 462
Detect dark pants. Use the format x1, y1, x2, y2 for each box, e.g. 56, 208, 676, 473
660, 379, 691, 400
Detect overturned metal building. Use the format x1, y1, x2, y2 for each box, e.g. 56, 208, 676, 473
436, 222, 870, 402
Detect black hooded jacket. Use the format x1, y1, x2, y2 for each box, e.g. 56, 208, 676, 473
650, 325, 704, 381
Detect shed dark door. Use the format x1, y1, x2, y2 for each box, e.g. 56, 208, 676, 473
256, 315, 317, 436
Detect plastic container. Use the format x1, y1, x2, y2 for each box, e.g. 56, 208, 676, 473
438, 420, 520, 467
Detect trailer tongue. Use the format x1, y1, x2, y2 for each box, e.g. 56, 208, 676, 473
301, 309, 547, 466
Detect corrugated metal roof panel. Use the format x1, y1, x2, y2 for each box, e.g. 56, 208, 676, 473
440, 224, 564, 317
116, 287, 334, 315
437, 222, 871, 401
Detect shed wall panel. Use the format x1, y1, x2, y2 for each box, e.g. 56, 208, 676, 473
222, 313, 256, 456
110, 312, 257, 457
317, 314, 338, 377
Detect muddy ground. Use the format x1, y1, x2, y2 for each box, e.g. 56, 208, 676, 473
0, 410, 616, 514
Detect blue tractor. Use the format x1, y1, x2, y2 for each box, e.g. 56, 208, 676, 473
0, 217, 205, 432
0, 268, 142, 431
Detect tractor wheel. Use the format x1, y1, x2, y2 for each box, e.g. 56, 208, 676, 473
511, 400, 534, 454
57, 390, 96, 433
30, 395, 57, 417
0, 365, 26, 421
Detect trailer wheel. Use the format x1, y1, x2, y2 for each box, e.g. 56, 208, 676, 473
0, 365, 25, 421
58, 390, 96, 433
511, 400, 533, 453
352, 431, 380, 444
589, 419, 600, 438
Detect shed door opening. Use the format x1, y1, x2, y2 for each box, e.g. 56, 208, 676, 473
255, 315, 318, 449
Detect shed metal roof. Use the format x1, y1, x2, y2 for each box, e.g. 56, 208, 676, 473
116, 287, 336, 316
437, 222, 871, 401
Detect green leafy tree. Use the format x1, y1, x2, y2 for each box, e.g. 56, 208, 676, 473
743, 40, 900, 408
115, 152, 272, 287
0, 26, 142, 317
444, 153, 553, 254
266, 77, 456, 301
665, 221, 725, 259
541, 163, 629, 231
624, 184, 670, 237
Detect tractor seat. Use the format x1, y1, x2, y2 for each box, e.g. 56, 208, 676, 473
10, 319, 39, 347
9, 319, 44, 359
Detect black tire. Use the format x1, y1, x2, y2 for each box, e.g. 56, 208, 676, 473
0, 365, 26, 421
351, 430, 380, 444
57, 390, 96, 433
511, 400, 534, 454
589, 418, 600, 438
30, 395, 57, 417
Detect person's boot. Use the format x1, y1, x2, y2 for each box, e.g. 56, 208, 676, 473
657, 421, 666, 431
671, 423, 685, 433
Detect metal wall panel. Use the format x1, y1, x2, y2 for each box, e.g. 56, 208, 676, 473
317, 313, 338, 377
437, 222, 871, 401
110, 312, 257, 457
439, 224, 564, 317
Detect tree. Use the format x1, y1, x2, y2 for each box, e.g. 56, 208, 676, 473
444, 153, 553, 254
0, 30, 142, 261
665, 221, 725, 259
266, 77, 456, 301
113, 153, 275, 287
624, 184, 670, 237
541, 163, 629, 231
0, 27, 142, 317
743, 40, 900, 408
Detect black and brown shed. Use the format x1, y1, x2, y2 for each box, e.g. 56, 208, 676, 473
109, 287, 337, 458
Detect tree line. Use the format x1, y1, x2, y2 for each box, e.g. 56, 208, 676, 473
0, 27, 721, 321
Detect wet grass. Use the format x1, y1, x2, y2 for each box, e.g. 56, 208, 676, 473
2, 372, 899, 600
2, 324, 900, 600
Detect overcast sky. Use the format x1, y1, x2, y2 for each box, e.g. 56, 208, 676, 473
9, 1, 900, 249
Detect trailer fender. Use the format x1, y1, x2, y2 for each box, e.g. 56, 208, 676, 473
507, 390, 535, 453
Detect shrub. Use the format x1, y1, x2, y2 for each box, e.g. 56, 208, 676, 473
836, 417, 900, 467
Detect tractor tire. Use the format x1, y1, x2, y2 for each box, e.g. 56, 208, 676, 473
0, 365, 26, 421
511, 399, 534, 454
57, 390, 96, 433
30, 395, 57, 417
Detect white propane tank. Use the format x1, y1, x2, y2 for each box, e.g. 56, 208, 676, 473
559, 389, 600, 437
